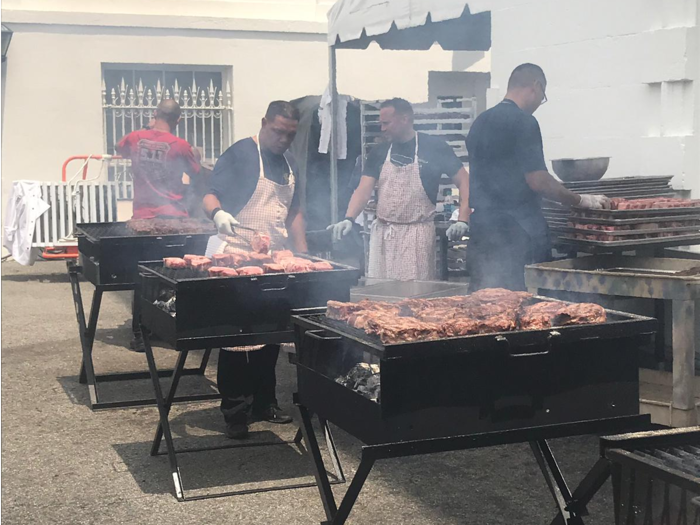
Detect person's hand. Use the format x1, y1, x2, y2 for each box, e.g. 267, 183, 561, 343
327, 219, 353, 242
577, 194, 612, 210
446, 221, 469, 241
213, 210, 239, 236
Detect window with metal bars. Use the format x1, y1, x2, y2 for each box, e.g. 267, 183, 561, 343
102, 65, 233, 198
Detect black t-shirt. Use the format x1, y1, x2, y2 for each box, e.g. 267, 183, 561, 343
466, 99, 547, 212
364, 132, 464, 204
208, 137, 300, 217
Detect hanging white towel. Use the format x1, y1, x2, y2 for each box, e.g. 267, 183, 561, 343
318, 86, 349, 160
3, 181, 50, 265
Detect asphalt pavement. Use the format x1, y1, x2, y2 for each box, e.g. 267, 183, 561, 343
1, 259, 617, 524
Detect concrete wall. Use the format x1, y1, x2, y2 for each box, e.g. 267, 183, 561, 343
484, 0, 700, 196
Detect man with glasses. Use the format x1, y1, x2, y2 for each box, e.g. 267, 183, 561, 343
466, 63, 609, 291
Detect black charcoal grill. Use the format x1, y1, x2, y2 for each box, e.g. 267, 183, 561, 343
75, 221, 213, 286
135, 258, 360, 501
67, 220, 217, 410
138, 258, 361, 350
292, 300, 656, 524
597, 427, 700, 524
501, 421, 700, 525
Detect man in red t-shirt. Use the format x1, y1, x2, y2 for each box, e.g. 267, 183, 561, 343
117, 99, 208, 219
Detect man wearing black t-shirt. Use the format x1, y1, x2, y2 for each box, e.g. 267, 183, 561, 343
203, 101, 306, 439
466, 63, 610, 291
329, 98, 471, 281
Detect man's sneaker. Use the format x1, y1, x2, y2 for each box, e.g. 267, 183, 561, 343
225, 420, 249, 439
252, 405, 293, 424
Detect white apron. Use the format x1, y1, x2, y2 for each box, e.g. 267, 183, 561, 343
368, 134, 436, 281
219, 136, 295, 352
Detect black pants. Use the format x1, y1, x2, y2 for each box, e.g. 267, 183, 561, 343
468, 211, 551, 292
217, 345, 280, 420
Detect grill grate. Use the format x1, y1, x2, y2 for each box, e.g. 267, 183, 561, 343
76, 221, 215, 241
636, 445, 700, 478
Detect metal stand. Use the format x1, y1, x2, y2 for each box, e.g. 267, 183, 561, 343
297, 401, 649, 525
68, 261, 219, 410
143, 329, 345, 501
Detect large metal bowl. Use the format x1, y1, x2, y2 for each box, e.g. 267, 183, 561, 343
551, 157, 610, 182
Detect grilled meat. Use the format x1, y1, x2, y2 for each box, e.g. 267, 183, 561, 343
327, 289, 606, 344
251, 232, 271, 254
208, 266, 229, 276
272, 250, 295, 262
248, 252, 273, 264
263, 263, 285, 274
236, 266, 264, 276
127, 218, 213, 235
190, 257, 212, 271
163, 257, 187, 269
211, 253, 233, 266
311, 261, 334, 271
520, 302, 606, 330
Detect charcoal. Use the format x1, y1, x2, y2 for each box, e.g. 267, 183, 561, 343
154, 296, 176, 317
336, 363, 381, 402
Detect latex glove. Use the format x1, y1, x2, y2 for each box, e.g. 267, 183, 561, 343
446, 221, 470, 241
213, 210, 239, 236
577, 194, 612, 210
326, 219, 353, 242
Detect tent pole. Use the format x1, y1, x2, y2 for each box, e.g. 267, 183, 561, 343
329, 45, 339, 224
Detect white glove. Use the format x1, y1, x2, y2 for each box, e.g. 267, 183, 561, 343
327, 219, 353, 242
577, 194, 612, 210
213, 210, 239, 236
446, 221, 469, 241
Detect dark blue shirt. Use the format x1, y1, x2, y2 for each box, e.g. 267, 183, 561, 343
208, 137, 300, 217
466, 99, 547, 212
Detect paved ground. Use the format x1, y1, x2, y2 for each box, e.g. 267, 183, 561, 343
1, 260, 618, 524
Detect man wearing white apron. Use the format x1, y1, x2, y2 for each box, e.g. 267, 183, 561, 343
203, 101, 307, 439
329, 98, 471, 281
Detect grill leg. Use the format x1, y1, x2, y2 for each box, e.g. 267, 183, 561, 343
320, 417, 345, 483
69, 265, 102, 408
331, 451, 374, 525
298, 403, 338, 522
670, 299, 698, 426
142, 328, 185, 501
197, 348, 212, 375
151, 350, 189, 456
549, 457, 610, 525
531, 440, 584, 525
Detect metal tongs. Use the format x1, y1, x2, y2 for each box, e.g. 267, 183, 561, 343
218, 224, 266, 251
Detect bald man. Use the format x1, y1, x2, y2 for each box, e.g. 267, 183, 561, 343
466, 63, 610, 291
117, 99, 210, 219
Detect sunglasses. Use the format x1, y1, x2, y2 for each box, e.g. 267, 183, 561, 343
536, 80, 548, 105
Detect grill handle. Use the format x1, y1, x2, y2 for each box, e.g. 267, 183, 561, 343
259, 275, 293, 292
305, 330, 342, 343
497, 330, 561, 357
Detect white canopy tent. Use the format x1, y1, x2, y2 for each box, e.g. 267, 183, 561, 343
326, 0, 491, 221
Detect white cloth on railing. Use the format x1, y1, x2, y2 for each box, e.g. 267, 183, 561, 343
318, 86, 350, 160
3, 181, 50, 265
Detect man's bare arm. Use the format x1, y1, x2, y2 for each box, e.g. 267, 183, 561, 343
525, 170, 581, 207
203, 193, 222, 218
452, 167, 472, 222
345, 176, 377, 220
286, 209, 308, 253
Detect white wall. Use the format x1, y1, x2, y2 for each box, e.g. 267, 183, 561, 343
0, 7, 456, 221
483, 0, 700, 196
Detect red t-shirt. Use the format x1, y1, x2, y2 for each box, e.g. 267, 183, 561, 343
116, 129, 201, 219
